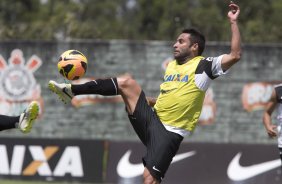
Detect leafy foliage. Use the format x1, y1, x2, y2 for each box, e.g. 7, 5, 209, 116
0, 0, 281, 43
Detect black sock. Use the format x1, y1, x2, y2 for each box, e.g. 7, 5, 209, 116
71, 78, 119, 96
0, 115, 19, 131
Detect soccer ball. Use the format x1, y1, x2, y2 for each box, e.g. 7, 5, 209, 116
57, 50, 88, 80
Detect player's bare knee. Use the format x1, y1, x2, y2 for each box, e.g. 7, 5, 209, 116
143, 169, 159, 184
143, 174, 155, 184
118, 75, 137, 90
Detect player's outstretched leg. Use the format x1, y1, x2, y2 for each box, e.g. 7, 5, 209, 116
48, 80, 74, 104
48, 78, 119, 103
48, 76, 141, 116
18, 101, 40, 133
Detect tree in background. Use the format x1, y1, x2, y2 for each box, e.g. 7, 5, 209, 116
0, 0, 281, 43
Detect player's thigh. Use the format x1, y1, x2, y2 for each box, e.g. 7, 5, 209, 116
118, 75, 142, 114
128, 91, 155, 145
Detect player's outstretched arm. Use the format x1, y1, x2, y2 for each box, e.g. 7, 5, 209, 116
263, 89, 278, 138
221, 1, 242, 71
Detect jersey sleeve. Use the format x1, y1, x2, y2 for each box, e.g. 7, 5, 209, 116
195, 55, 227, 79
194, 55, 228, 91
210, 55, 228, 77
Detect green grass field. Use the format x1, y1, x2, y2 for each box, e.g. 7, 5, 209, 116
0, 180, 104, 184
1, 180, 69, 184
1, 181, 61, 184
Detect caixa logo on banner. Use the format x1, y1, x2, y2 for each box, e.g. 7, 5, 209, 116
0, 145, 83, 177
0, 138, 104, 183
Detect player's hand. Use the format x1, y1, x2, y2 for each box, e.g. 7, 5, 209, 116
146, 97, 156, 107
266, 124, 277, 138
228, 1, 240, 22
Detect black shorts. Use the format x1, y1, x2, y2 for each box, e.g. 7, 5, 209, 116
127, 91, 183, 183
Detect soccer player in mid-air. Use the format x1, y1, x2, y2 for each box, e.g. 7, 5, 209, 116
0, 101, 39, 133
49, 1, 241, 183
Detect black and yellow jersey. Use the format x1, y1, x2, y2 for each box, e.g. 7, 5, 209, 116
154, 55, 226, 135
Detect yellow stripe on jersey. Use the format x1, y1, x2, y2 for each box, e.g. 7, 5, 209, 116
154, 56, 206, 132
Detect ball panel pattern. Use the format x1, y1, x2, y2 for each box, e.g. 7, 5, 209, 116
57, 50, 87, 80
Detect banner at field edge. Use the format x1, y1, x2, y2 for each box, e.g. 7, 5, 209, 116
0, 137, 104, 183
106, 141, 282, 184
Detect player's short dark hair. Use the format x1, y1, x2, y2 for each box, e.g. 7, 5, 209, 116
182, 28, 205, 56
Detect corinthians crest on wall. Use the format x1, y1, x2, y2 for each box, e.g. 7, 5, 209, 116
0, 49, 43, 116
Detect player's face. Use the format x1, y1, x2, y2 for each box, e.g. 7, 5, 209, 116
173, 33, 193, 62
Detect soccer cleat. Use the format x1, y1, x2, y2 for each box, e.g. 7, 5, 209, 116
18, 101, 39, 133
48, 80, 74, 104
